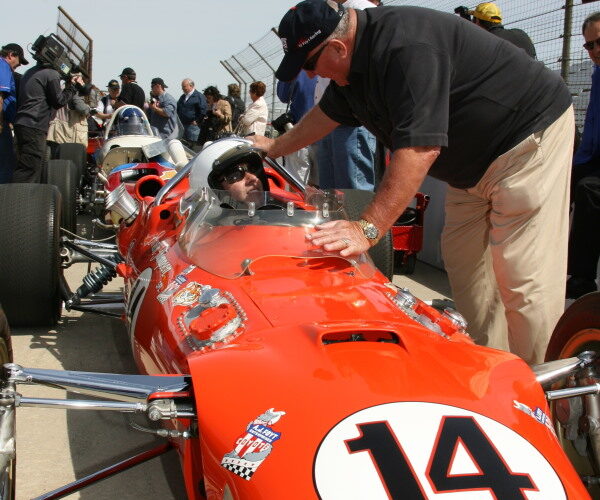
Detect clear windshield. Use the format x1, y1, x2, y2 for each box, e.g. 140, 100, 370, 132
178, 188, 377, 279
104, 105, 155, 140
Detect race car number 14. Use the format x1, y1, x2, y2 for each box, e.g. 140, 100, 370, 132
313, 402, 566, 499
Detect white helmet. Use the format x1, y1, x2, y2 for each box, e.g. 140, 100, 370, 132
188, 137, 254, 191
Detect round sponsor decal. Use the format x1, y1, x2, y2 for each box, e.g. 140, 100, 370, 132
314, 402, 566, 500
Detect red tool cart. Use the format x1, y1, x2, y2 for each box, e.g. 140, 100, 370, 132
392, 192, 429, 274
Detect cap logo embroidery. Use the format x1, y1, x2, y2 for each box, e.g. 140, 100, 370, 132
297, 29, 322, 49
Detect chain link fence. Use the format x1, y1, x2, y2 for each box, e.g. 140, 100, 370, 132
221, 0, 600, 128
56, 7, 93, 80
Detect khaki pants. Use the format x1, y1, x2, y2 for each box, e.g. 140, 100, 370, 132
441, 106, 574, 364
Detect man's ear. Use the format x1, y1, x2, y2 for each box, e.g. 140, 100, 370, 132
329, 39, 350, 60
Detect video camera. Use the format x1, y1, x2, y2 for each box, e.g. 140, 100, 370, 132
454, 6, 472, 21
31, 34, 75, 79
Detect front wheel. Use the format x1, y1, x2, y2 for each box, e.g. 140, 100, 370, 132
0, 184, 62, 327
544, 293, 600, 497
47, 159, 78, 234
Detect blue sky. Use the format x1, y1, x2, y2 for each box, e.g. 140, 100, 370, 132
4, 0, 299, 99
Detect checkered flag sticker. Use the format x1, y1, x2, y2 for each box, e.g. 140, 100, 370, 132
221, 408, 285, 481
221, 456, 259, 481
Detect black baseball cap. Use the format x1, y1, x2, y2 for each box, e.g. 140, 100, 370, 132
107, 79, 120, 89
1, 43, 29, 65
151, 77, 168, 88
275, 0, 344, 82
120, 67, 136, 78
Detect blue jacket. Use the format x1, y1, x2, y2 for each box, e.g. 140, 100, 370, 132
0, 58, 17, 123
575, 65, 600, 166
276, 71, 316, 124
177, 89, 207, 126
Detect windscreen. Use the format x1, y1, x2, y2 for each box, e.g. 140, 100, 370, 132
178, 189, 377, 279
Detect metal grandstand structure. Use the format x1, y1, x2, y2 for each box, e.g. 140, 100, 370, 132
221, 0, 600, 127
55, 6, 93, 80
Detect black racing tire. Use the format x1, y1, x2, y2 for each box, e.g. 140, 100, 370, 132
0, 305, 15, 500
47, 159, 78, 234
0, 305, 13, 364
0, 184, 62, 327
394, 251, 417, 275
56, 142, 86, 187
41, 144, 52, 184
340, 189, 394, 281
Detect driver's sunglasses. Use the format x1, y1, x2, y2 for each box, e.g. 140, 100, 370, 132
303, 42, 328, 72
584, 37, 600, 51
220, 163, 261, 185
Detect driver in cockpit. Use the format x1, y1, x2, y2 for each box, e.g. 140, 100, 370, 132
112, 107, 147, 136
207, 145, 269, 202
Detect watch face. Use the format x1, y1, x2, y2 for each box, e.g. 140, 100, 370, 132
364, 224, 378, 240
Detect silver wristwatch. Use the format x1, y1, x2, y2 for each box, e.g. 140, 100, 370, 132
358, 219, 379, 243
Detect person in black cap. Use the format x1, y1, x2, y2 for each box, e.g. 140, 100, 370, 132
12, 38, 83, 183
0, 43, 28, 183
148, 77, 179, 139
251, 0, 575, 365
115, 67, 145, 109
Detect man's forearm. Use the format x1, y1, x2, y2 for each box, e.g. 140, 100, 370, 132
362, 146, 440, 234
269, 105, 338, 158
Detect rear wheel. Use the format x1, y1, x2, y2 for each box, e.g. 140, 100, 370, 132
340, 189, 394, 281
545, 293, 600, 497
0, 184, 62, 327
47, 159, 78, 234
56, 142, 86, 187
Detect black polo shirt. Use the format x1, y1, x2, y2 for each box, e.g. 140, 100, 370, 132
119, 81, 145, 109
489, 25, 536, 59
319, 7, 571, 189
15, 65, 76, 132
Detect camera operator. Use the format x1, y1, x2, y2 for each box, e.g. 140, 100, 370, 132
468, 3, 536, 59
12, 41, 84, 183
47, 68, 92, 152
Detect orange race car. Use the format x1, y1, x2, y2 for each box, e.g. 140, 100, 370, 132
0, 137, 597, 499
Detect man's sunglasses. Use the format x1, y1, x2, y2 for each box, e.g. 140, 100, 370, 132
583, 37, 600, 51
220, 163, 261, 185
303, 43, 328, 72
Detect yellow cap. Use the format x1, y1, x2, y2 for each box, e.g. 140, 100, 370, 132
470, 2, 502, 23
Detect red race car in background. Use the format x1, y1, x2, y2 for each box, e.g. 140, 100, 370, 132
0, 136, 597, 499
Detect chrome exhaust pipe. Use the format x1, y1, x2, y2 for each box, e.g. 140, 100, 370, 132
105, 183, 139, 225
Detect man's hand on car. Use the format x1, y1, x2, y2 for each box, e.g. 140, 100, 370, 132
307, 220, 371, 257
248, 135, 275, 157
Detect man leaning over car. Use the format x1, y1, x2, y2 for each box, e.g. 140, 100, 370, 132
250, 0, 574, 365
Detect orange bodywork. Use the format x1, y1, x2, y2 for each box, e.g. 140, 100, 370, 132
112, 176, 590, 499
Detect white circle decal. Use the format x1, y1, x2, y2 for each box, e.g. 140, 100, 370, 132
314, 402, 566, 499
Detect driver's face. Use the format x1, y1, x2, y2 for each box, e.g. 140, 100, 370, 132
221, 171, 263, 202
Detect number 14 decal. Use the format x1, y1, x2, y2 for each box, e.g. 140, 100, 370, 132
345, 416, 537, 500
